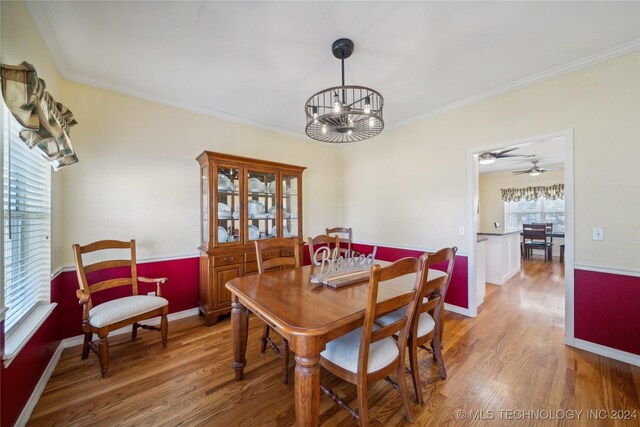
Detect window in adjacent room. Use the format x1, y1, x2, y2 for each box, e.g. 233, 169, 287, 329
504, 197, 565, 232
2, 103, 51, 335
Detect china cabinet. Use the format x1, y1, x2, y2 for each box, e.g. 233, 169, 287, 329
197, 151, 305, 325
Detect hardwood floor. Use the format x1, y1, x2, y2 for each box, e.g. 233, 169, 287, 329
29, 259, 639, 426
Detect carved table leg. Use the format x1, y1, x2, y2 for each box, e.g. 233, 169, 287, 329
231, 297, 249, 381
294, 353, 321, 426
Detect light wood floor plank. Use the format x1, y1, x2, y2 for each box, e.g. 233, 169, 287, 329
28, 259, 639, 426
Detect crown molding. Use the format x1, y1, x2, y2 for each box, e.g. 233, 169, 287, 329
26, 1, 639, 139
388, 39, 640, 131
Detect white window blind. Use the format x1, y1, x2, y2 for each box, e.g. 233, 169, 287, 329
3, 104, 51, 334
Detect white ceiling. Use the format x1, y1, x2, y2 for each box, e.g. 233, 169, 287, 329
28, 1, 640, 138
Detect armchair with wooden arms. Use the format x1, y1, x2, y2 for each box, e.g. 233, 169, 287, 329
73, 239, 169, 377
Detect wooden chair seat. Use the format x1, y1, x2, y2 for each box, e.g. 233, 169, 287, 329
88, 295, 168, 328
321, 325, 399, 374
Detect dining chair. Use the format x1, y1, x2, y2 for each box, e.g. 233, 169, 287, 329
72, 239, 169, 378
375, 247, 457, 404
319, 256, 427, 425
308, 234, 340, 264
522, 223, 551, 261
325, 226, 353, 258
255, 237, 300, 384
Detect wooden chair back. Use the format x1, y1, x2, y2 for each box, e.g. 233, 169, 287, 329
308, 234, 340, 263
255, 237, 300, 273
325, 227, 353, 258
416, 249, 456, 320
72, 239, 139, 311
359, 256, 427, 377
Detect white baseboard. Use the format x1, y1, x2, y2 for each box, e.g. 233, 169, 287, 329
444, 303, 472, 317
15, 341, 64, 427
62, 307, 199, 348
571, 338, 640, 367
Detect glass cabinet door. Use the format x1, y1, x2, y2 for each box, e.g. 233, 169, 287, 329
247, 169, 276, 241
216, 165, 240, 245
282, 174, 300, 238
201, 165, 209, 245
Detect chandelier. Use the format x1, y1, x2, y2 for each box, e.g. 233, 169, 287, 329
304, 38, 384, 143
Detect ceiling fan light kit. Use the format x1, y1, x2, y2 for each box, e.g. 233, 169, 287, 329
304, 38, 384, 143
513, 160, 562, 176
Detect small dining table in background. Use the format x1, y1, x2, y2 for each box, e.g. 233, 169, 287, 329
226, 263, 446, 426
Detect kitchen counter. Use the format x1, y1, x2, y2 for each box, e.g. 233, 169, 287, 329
478, 232, 521, 285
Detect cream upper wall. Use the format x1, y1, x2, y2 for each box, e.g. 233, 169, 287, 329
340, 53, 639, 271
479, 170, 564, 232
1, 0, 65, 271
57, 81, 342, 266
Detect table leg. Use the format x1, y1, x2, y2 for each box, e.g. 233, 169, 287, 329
231, 297, 249, 381
294, 354, 321, 426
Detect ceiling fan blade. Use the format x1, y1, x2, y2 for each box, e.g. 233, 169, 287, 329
495, 154, 527, 158
540, 167, 563, 171
513, 170, 530, 175
494, 147, 519, 155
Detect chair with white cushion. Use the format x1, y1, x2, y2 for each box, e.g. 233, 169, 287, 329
319, 256, 427, 425
375, 246, 457, 403
73, 239, 169, 377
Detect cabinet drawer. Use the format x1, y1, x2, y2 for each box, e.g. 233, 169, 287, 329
212, 253, 244, 266
246, 249, 279, 263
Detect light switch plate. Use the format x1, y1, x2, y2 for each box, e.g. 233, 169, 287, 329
458, 227, 465, 236
592, 228, 604, 241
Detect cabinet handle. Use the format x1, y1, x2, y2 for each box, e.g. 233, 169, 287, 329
224, 257, 233, 263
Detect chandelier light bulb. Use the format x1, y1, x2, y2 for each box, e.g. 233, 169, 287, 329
364, 96, 371, 114
347, 129, 353, 136
312, 106, 318, 123
369, 117, 375, 127
333, 94, 341, 113
321, 124, 327, 134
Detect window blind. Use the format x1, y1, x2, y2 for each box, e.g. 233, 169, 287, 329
3, 104, 51, 334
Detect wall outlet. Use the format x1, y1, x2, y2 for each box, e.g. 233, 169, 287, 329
458, 227, 465, 236
592, 228, 604, 241
147, 291, 156, 296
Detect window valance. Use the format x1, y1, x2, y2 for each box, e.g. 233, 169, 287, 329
501, 184, 564, 202
1, 61, 78, 170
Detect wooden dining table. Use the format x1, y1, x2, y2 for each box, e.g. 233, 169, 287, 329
225, 263, 446, 426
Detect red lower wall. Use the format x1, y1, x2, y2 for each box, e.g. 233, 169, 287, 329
1, 311, 59, 427
574, 269, 640, 355
5, 250, 638, 426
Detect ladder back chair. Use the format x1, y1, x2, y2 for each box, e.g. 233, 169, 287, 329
523, 223, 552, 261
72, 239, 169, 378
375, 246, 457, 403
326, 226, 353, 258
319, 256, 427, 425
308, 234, 340, 264
255, 237, 300, 384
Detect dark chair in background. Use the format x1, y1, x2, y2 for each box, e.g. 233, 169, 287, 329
522, 223, 552, 261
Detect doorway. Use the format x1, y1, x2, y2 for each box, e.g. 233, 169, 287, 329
466, 130, 575, 344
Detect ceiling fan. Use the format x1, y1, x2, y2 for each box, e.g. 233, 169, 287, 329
513, 160, 562, 176
478, 148, 527, 165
